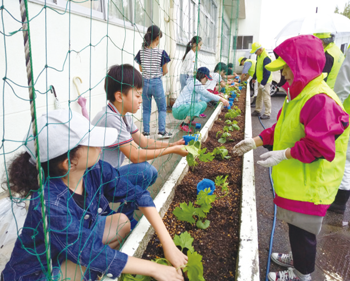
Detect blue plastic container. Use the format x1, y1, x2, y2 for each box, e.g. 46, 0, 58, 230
195, 123, 202, 130
238, 86, 242, 90
197, 179, 216, 195
228, 98, 234, 101
183, 134, 199, 145
235, 76, 239, 80
231, 93, 237, 100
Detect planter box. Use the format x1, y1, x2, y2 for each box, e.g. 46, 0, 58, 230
107, 90, 259, 281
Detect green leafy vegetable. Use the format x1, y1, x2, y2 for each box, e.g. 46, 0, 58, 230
173, 231, 195, 253
215, 175, 229, 193
183, 140, 214, 169
196, 188, 216, 214
173, 202, 197, 224
212, 146, 231, 160
184, 251, 205, 281
196, 220, 210, 229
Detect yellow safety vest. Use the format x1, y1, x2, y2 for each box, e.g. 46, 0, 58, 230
245, 59, 256, 77
256, 49, 273, 84
272, 74, 349, 205
324, 42, 345, 89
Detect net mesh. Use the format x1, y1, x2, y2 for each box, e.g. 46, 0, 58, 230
0, 0, 240, 279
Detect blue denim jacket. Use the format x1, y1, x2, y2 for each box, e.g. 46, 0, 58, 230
1, 160, 155, 281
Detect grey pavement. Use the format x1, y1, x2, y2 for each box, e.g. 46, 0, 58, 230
252, 93, 350, 281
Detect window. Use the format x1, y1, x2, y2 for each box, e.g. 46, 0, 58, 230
108, 0, 153, 28
134, 0, 152, 28
30, 0, 153, 28
176, 0, 217, 52
235, 36, 253, 50
221, 21, 229, 57
30, 0, 105, 19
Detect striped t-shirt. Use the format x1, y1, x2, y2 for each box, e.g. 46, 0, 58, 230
134, 48, 171, 79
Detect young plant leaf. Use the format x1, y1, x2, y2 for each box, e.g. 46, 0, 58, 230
183, 251, 205, 281
218, 137, 227, 144
196, 219, 210, 229
173, 202, 197, 224
196, 188, 216, 214
186, 153, 198, 168
225, 120, 232, 125
233, 124, 240, 131
198, 149, 214, 162
173, 231, 195, 253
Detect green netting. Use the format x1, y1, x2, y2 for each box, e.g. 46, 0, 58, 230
0, 0, 239, 280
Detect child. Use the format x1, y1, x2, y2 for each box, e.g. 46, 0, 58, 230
1, 109, 187, 281
173, 67, 229, 133
233, 35, 349, 281
93, 64, 187, 216
203, 62, 229, 95
134, 25, 171, 139
180, 36, 202, 91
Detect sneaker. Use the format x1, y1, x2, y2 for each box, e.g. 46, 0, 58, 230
158, 131, 172, 139
179, 123, 192, 133
199, 114, 207, 118
268, 268, 301, 281
142, 132, 150, 138
251, 110, 261, 117
271, 252, 293, 267
260, 114, 271, 120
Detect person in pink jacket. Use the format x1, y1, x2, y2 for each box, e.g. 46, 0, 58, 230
233, 35, 349, 281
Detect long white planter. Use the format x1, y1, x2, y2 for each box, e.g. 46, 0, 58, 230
107, 92, 259, 281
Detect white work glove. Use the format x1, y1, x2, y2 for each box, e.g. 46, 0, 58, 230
257, 149, 288, 167
232, 138, 257, 156
259, 84, 265, 91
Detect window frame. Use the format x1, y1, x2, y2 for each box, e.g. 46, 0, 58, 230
176, 0, 217, 53
235, 35, 254, 50
29, 0, 153, 32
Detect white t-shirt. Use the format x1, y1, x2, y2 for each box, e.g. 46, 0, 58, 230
180, 50, 196, 75
203, 72, 222, 91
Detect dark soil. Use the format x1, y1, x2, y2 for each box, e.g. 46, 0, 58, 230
142, 90, 246, 281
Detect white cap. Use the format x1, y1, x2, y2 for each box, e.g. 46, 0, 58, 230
24, 109, 118, 163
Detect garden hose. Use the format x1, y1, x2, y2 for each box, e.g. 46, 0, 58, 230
257, 116, 277, 281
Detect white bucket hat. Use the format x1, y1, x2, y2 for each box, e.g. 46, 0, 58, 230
24, 109, 118, 163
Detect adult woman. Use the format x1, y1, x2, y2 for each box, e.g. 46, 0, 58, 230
233, 35, 350, 281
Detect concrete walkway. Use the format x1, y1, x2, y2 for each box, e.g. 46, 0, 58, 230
252, 93, 350, 281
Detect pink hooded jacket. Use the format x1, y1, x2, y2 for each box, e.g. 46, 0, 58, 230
259, 35, 349, 215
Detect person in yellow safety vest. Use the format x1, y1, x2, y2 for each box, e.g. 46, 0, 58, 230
251, 42, 273, 119
239, 56, 258, 107
313, 33, 345, 90
328, 44, 350, 214
238, 57, 256, 81
233, 35, 349, 281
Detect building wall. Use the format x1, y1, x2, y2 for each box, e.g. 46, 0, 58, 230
0, 0, 232, 180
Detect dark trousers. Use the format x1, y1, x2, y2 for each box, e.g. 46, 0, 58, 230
288, 223, 317, 274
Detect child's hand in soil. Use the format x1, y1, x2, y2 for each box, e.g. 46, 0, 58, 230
152, 264, 184, 281
163, 245, 188, 273
173, 145, 189, 157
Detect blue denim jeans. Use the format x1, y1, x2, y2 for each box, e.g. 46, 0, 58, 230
142, 77, 167, 133
116, 162, 158, 222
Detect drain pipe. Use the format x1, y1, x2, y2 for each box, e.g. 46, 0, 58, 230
257, 117, 277, 281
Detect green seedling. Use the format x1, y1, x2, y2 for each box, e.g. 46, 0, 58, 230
174, 231, 195, 253
183, 140, 214, 170
212, 146, 231, 160
215, 175, 229, 193
224, 106, 241, 120
196, 220, 210, 229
